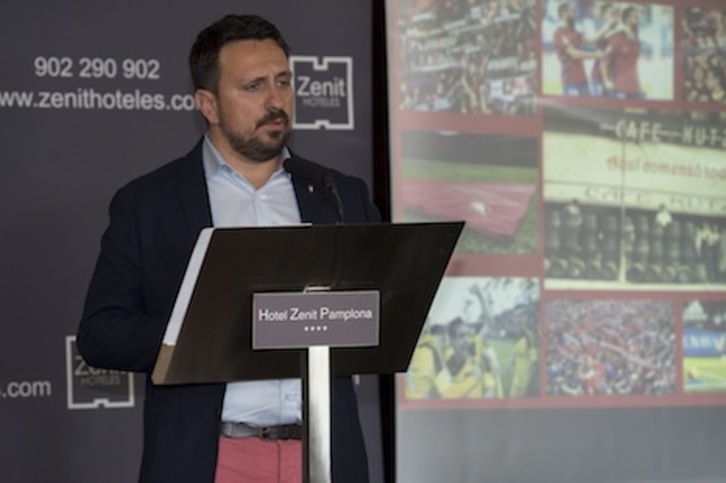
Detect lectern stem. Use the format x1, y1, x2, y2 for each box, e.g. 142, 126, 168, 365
303, 345, 331, 483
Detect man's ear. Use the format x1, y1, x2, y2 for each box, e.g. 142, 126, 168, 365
194, 89, 219, 125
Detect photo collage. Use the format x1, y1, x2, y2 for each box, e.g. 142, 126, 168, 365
389, 0, 726, 408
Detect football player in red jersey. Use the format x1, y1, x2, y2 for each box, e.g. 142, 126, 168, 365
603, 6, 643, 99
553, 2, 605, 96
588, 3, 620, 97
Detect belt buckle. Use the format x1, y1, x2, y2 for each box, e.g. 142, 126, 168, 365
258, 426, 277, 440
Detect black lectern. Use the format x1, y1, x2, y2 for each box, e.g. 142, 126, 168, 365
152, 221, 463, 482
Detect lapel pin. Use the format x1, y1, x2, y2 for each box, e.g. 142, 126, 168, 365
308, 184, 314, 193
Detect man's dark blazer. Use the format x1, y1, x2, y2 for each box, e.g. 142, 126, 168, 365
77, 139, 380, 483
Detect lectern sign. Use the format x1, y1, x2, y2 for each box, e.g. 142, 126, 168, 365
252, 290, 380, 349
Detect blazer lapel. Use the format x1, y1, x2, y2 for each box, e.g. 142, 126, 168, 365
175, 141, 213, 238
287, 155, 339, 224
293, 181, 339, 224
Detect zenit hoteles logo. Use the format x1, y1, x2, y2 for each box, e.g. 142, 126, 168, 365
65, 336, 135, 410
291, 55, 354, 130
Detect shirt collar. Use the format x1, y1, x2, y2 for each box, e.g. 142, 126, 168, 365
202, 134, 292, 181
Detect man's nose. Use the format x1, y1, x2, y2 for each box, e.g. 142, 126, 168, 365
266, 84, 286, 110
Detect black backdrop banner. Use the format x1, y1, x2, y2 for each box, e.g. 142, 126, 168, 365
0, 1, 382, 482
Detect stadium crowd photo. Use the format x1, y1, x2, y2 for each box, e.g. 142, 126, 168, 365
397, 0, 537, 115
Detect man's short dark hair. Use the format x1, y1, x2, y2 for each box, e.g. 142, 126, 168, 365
558, 2, 571, 19
448, 317, 466, 338
621, 6, 637, 23
189, 14, 291, 92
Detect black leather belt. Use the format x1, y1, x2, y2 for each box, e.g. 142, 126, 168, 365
220, 422, 302, 441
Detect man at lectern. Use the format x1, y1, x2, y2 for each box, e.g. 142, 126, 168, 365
77, 14, 379, 483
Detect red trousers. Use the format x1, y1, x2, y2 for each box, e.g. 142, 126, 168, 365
215, 436, 302, 483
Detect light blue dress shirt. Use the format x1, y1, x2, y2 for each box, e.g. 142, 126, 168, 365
202, 136, 302, 426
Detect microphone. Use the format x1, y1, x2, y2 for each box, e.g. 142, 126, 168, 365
322, 174, 345, 223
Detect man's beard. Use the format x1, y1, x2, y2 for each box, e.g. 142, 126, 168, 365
222, 109, 291, 162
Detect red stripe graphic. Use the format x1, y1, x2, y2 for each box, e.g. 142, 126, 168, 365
401, 179, 536, 239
